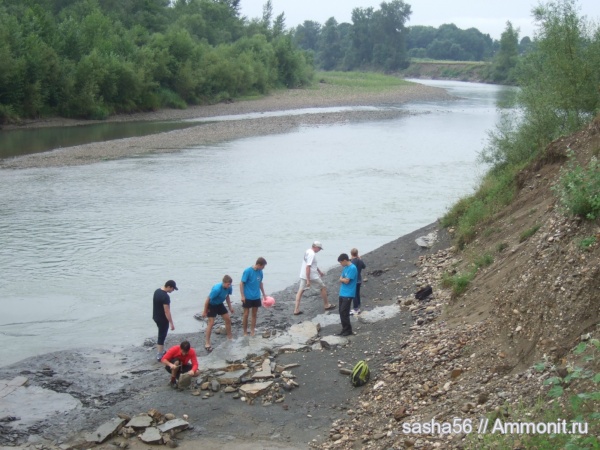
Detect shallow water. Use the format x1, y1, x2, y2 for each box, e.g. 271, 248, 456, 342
0, 80, 514, 367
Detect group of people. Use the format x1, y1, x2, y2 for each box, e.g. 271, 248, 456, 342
151, 242, 366, 386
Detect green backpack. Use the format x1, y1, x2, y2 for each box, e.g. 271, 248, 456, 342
351, 360, 370, 387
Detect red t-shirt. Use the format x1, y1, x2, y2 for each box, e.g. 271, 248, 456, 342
161, 346, 198, 372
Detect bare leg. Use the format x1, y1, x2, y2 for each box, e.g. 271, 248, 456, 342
294, 287, 303, 314
223, 313, 233, 340
321, 287, 330, 308
242, 308, 250, 336
170, 361, 180, 379
250, 307, 258, 336
205, 317, 215, 348
157, 344, 164, 354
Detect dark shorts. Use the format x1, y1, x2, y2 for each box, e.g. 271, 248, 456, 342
243, 299, 262, 308
207, 303, 228, 318
164, 359, 192, 378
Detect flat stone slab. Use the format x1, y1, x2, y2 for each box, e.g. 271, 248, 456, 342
140, 426, 162, 444
85, 417, 126, 443
252, 359, 273, 380
288, 322, 320, 344
217, 368, 250, 385
239, 381, 273, 399
157, 418, 189, 433
125, 415, 152, 429
320, 336, 348, 349
0, 377, 28, 399
277, 344, 309, 354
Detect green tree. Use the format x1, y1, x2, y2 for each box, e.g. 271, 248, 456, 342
293, 20, 321, 52
482, 0, 600, 168
318, 17, 341, 70
490, 21, 519, 83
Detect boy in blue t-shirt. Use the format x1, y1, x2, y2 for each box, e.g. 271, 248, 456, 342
240, 257, 267, 337
202, 275, 234, 352
337, 253, 358, 336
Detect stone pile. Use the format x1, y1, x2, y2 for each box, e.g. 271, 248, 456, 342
83, 409, 189, 447
315, 246, 593, 449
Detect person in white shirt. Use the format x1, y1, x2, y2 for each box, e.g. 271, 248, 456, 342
293, 241, 336, 315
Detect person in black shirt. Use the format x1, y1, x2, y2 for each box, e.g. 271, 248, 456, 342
153, 280, 178, 361
350, 249, 366, 315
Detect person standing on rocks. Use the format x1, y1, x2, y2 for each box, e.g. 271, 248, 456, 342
240, 257, 267, 337
337, 253, 357, 336
152, 280, 178, 361
160, 340, 200, 389
202, 274, 234, 352
294, 241, 336, 315
350, 248, 366, 315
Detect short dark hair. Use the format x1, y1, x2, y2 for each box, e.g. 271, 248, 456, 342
338, 253, 350, 262
256, 257, 267, 266
180, 340, 191, 351
223, 274, 233, 283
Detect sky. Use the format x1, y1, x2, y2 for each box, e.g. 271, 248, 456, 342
239, 0, 600, 40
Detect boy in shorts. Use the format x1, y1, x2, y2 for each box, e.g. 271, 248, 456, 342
240, 257, 267, 337
202, 275, 234, 352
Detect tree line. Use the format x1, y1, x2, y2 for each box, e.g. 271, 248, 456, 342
292, 3, 533, 75
0, 0, 314, 122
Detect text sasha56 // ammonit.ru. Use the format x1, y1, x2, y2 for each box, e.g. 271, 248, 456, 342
401, 418, 589, 435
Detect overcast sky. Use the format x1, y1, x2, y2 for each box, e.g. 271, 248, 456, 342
239, 0, 600, 39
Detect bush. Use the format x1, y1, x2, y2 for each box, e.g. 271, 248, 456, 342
553, 152, 600, 220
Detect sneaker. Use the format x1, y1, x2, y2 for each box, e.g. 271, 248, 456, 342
169, 379, 178, 389
355, 308, 361, 315
349, 309, 355, 315
156, 351, 166, 361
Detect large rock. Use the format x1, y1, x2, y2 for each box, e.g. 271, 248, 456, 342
217, 369, 250, 385
125, 414, 152, 429
320, 336, 348, 349
139, 427, 162, 444
288, 322, 320, 344
239, 381, 273, 399
85, 418, 126, 443
157, 418, 189, 434
277, 344, 309, 354
252, 359, 273, 380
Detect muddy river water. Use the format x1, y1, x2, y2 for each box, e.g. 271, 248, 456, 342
0, 80, 515, 367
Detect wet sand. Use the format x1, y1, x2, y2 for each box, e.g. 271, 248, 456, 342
0, 82, 453, 169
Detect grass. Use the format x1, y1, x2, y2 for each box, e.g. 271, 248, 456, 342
519, 224, 541, 243
316, 71, 412, 91
409, 58, 487, 65
466, 340, 600, 449
442, 252, 494, 297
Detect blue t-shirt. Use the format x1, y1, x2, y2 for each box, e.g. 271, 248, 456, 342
339, 264, 358, 298
241, 266, 263, 299
209, 282, 233, 305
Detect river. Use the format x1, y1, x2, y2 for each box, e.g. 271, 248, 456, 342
0, 80, 514, 367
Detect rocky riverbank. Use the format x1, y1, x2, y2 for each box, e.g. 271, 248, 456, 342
0, 82, 453, 169
0, 222, 454, 449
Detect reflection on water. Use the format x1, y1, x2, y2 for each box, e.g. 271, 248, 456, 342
0, 80, 514, 367
0, 121, 200, 158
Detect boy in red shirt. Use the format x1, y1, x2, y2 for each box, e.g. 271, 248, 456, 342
160, 340, 200, 389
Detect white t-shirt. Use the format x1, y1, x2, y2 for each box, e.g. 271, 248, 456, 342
299, 248, 320, 280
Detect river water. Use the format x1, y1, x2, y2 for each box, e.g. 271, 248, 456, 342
0, 80, 513, 367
